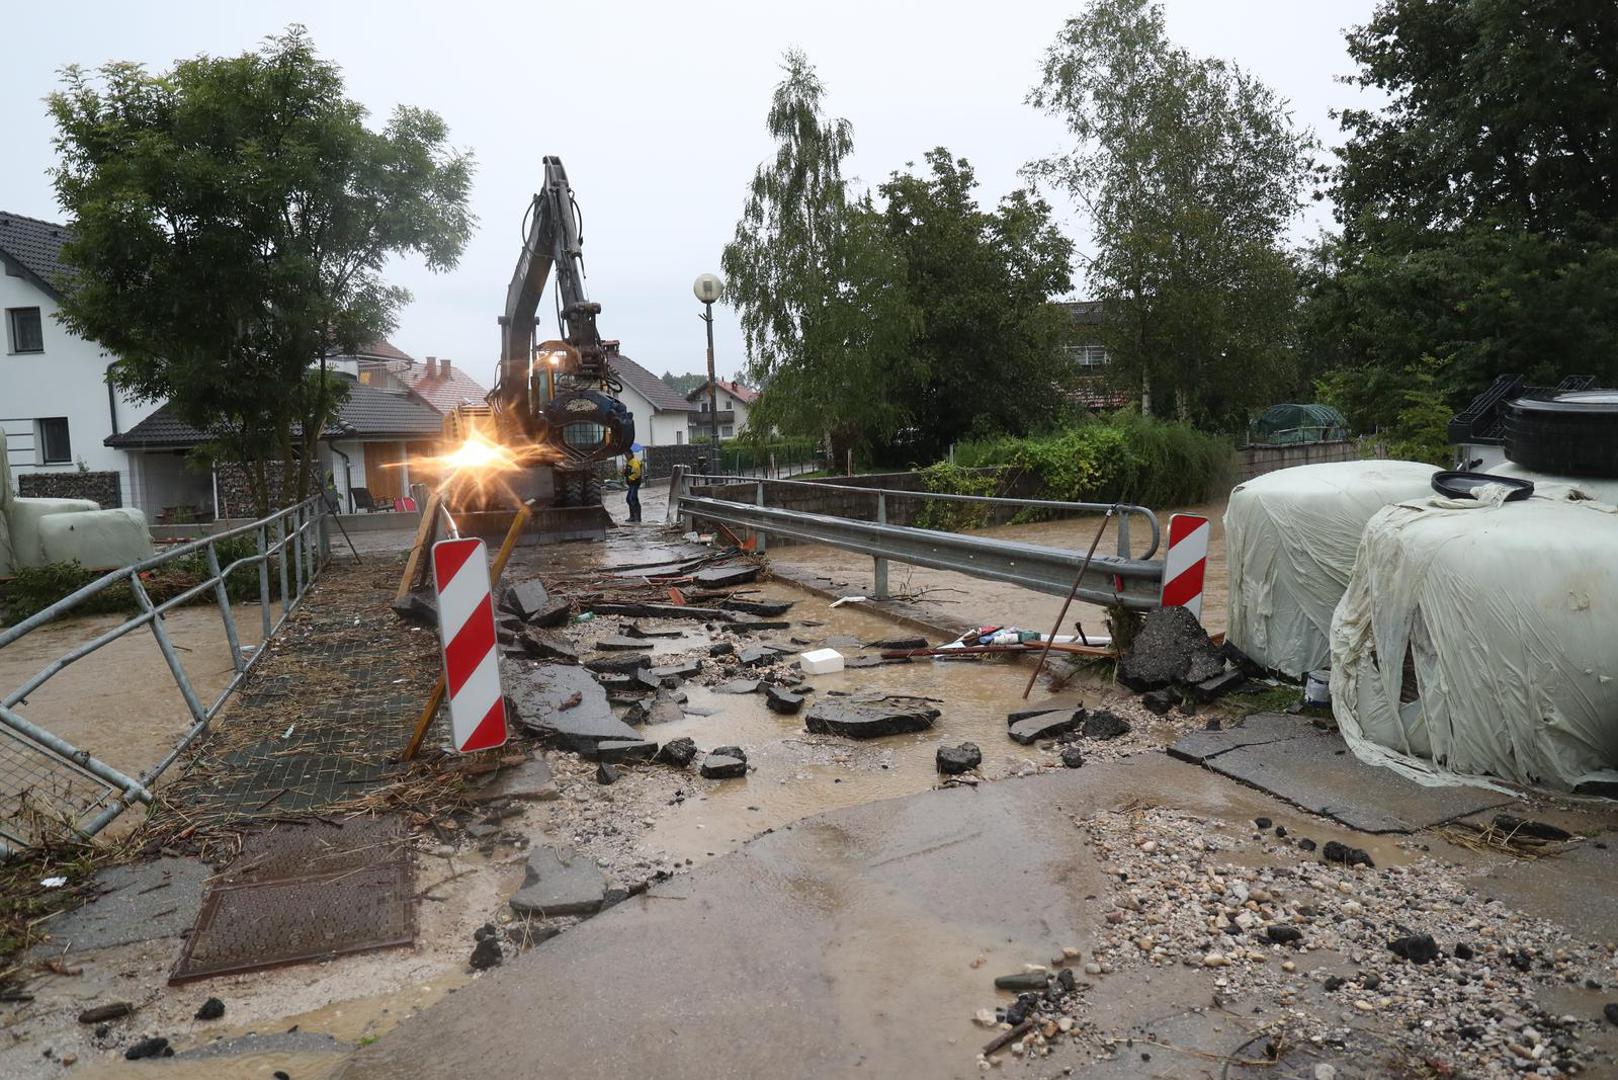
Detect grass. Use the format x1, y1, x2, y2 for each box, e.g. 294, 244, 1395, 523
1222, 682, 1302, 717
0, 839, 108, 980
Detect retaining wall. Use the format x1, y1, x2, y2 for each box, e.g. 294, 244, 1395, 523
1235, 440, 1381, 482
17, 470, 122, 509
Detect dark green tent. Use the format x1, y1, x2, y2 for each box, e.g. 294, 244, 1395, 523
1249, 404, 1349, 446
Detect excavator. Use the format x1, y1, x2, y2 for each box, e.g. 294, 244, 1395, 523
440, 156, 635, 543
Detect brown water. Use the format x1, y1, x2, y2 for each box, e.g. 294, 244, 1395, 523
641, 581, 1138, 864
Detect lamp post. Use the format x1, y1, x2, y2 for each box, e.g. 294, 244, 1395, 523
693, 273, 724, 450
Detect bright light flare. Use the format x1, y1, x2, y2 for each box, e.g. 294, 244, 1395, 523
437, 431, 520, 475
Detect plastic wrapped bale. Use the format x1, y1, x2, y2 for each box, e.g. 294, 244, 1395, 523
6, 497, 102, 570
36, 508, 154, 570
1330, 485, 1618, 793
1488, 460, 1618, 507
1224, 460, 1436, 677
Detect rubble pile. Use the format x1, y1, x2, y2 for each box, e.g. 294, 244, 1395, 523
1002, 805, 1614, 1077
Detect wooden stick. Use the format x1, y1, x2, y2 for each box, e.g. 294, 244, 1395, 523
396, 491, 444, 602
882, 642, 1116, 660
400, 504, 532, 762
1021, 502, 1121, 700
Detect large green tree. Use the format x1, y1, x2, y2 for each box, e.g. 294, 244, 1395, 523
1303, 0, 1618, 432
721, 50, 918, 461
49, 27, 474, 512
1028, 0, 1316, 430
878, 150, 1075, 460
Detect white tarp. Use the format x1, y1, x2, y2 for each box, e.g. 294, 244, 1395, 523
36, 508, 154, 570
1225, 460, 1437, 677
1488, 460, 1618, 507
1330, 484, 1618, 793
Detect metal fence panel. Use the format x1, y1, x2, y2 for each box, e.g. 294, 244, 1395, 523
0, 496, 330, 856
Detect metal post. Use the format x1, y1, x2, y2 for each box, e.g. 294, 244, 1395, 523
276, 513, 291, 621
704, 302, 719, 448
129, 574, 207, 726
319, 502, 331, 563
754, 480, 767, 554
205, 541, 245, 672
1117, 511, 1132, 559
873, 492, 889, 600
257, 524, 273, 642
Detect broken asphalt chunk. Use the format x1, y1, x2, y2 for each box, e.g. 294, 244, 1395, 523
700, 751, 748, 779
508, 845, 608, 917
765, 685, 805, 714
1116, 606, 1222, 692
1388, 934, 1440, 965
1080, 709, 1131, 740
577, 739, 658, 764
736, 646, 774, 667
655, 737, 699, 768
1141, 688, 1180, 715
597, 635, 656, 651
863, 635, 929, 651
515, 628, 579, 664
1187, 669, 1246, 702
694, 564, 761, 588
805, 701, 939, 739
584, 652, 654, 674
936, 742, 981, 775
993, 972, 1050, 991
1321, 840, 1375, 868
720, 598, 793, 617
1008, 709, 1086, 746
1491, 814, 1573, 842
713, 678, 762, 694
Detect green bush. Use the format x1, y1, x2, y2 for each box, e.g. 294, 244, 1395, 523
913, 462, 997, 531
2, 536, 285, 625
947, 412, 1234, 509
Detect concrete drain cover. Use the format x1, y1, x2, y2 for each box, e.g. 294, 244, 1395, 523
171, 816, 415, 982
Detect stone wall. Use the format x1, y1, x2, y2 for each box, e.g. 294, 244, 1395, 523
16, 470, 122, 508
213, 462, 316, 519
1235, 439, 1383, 483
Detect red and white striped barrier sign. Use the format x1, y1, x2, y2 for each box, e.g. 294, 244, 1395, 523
1159, 513, 1210, 621
432, 537, 508, 754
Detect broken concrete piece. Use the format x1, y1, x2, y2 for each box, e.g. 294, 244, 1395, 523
465, 757, 560, 803
644, 695, 684, 726
736, 646, 774, 667
655, 737, 699, 768
501, 580, 551, 621
1218, 640, 1266, 678
709, 642, 735, 657
509, 846, 608, 917
576, 739, 658, 764
505, 663, 634, 750
584, 652, 654, 674
1187, 669, 1245, 703
804, 701, 939, 739
1006, 706, 1066, 728
597, 636, 655, 651
720, 598, 793, 617
730, 619, 793, 633
651, 659, 703, 681
1116, 606, 1222, 692
936, 743, 981, 774
863, 635, 929, 651
390, 590, 438, 629
596, 762, 619, 785
1060, 745, 1086, 768
765, 685, 805, 714
515, 629, 579, 664
700, 753, 748, 779
694, 564, 761, 588
713, 679, 762, 694
1008, 709, 1086, 746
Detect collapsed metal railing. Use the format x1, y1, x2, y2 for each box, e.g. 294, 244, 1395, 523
0, 496, 330, 856
670, 470, 1164, 608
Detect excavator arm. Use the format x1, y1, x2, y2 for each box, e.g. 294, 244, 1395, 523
488, 156, 631, 465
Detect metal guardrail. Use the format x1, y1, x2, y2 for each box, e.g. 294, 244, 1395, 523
670, 470, 1165, 608
0, 496, 330, 856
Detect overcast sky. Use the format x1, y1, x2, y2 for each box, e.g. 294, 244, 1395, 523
1, 0, 1378, 388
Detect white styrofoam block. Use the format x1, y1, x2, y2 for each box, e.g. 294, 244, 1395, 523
798, 648, 844, 675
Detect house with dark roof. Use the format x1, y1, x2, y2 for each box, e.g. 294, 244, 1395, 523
608, 354, 697, 446
684, 378, 759, 442
1, 211, 167, 506
107, 375, 448, 517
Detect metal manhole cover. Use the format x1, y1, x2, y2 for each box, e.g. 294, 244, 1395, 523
171, 815, 415, 982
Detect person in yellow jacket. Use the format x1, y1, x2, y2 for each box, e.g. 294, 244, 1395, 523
622, 445, 645, 522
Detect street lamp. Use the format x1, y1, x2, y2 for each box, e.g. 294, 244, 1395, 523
693, 273, 723, 449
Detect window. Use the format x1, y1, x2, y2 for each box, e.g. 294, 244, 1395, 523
7, 307, 44, 353
37, 417, 70, 464
675, 430, 684, 445
700, 401, 709, 413
721, 425, 734, 438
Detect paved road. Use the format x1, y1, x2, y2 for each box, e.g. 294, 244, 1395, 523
333, 755, 1402, 1080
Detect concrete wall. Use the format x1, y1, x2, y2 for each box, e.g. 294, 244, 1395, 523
17, 469, 122, 508
0, 261, 159, 500
1235, 439, 1382, 483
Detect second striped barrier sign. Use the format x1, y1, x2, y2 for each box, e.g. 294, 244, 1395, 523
432, 537, 509, 754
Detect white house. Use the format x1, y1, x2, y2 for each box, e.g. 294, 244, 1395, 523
1, 211, 161, 503
607, 354, 696, 446
684, 378, 758, 442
